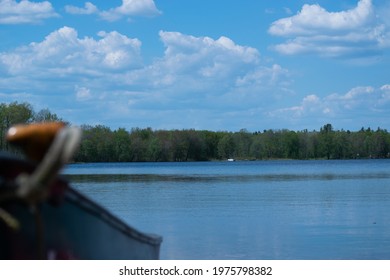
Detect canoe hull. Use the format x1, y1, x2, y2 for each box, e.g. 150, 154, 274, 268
0, 154, 162, 260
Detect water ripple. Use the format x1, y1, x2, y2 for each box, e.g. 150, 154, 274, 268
63, 172, 390, 183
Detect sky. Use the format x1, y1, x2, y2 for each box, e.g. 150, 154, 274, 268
0, 0, 389, 132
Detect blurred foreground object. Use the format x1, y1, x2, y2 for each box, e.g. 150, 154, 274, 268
0, 122, 162, 259
6, 122, 66, 162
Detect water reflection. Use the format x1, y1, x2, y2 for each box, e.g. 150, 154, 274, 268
64, 172, 390, 183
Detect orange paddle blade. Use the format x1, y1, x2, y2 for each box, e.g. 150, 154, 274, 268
6, 122, 66, 161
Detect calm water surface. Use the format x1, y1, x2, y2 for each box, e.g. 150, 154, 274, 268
63, 160, 390, 259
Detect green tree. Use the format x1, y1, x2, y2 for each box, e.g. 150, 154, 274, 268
281, 130, 300, 159
261, 130, 283, 159
233, 129, 252, 159
129, 128, 152, 161
171, 130, 189, 161
297, 130, 316, 159
249, 134, 265, 159
75, 125, 114, 162
0, 102, 34, 151
217, 133, 235, 159
201, 130, 220, 160
113, 128, 132, 162
33, 108, 63, 123
319, 124, 335, 159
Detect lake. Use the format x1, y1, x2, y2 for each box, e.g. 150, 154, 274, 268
62, 160, 390, 260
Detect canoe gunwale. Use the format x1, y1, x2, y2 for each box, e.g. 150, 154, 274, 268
64, 186, 162, 246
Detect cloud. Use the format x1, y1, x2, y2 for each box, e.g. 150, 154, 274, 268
268, 0, 390, 58
156, 31, 260, 84
65, 2, 98, 15
269, 0, 373, 36
101, 0, 161, 21
75, 86, 93, 101
270, 85, 390, 128
0, 26, 143, 76
0, 0, 58, 24
0, 28, 291, 130
283, 7, 292, 15
2, 26, 388, 130
66, 0, 161, 21
110, 31, 292, 130
121, 31, 290, 114
120, 30, 264, 93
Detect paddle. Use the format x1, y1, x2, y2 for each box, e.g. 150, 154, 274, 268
6, 122, 81, 202
6, 122, 66, 162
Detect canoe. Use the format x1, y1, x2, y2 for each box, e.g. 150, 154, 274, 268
0, 152, 162, 259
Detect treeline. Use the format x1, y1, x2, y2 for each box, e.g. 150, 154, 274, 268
1, 102, 390, 161
74, 124, 390, 162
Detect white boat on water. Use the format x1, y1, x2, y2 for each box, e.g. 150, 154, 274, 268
227, 158, 235, 162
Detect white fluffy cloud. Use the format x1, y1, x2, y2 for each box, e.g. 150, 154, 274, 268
109, 31, 292, 130
268, 0, 390, 58
121, 30, 288, 106
0, 26, 142, 76
101, 0, 161, 21
0, 27, 291, 129
66, 0, 161, 21
269, 0, 373, 36
155, 31, 261, 86
271, 85, 390, 128
64, 2, 98, 15
0, 0, 58, 24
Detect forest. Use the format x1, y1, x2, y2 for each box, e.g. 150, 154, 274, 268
1, 101, 390, 162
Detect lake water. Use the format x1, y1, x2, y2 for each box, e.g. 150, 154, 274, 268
62, 160, 390, 260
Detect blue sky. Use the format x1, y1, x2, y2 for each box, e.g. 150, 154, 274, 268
0, 0, 389, 131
